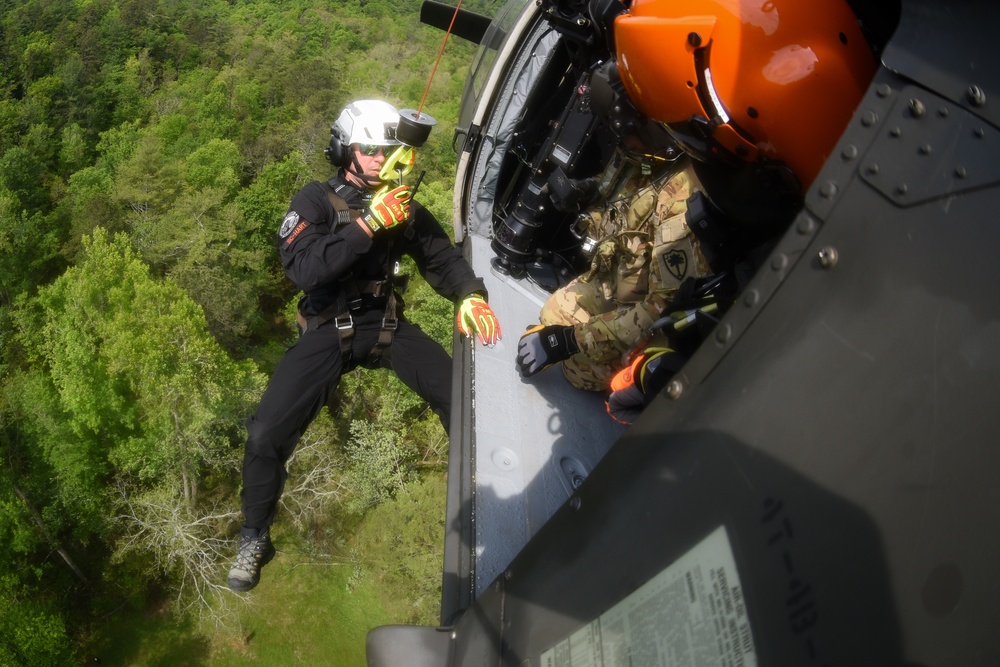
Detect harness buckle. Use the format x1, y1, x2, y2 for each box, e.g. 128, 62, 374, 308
335, 314, 354, 330
382, 317, 398, 332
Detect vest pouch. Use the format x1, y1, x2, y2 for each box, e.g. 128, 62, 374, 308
614, 244, 650, 303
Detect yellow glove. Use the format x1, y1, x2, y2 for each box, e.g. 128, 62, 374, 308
363, 184, 411, 233
457, 295, 502, 347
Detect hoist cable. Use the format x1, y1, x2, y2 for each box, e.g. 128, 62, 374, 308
417, 0, 465, 118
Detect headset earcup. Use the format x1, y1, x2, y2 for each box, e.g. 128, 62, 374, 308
325, 136, 346, 167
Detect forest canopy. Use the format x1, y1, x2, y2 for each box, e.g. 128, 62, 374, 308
0, 0, 487, 662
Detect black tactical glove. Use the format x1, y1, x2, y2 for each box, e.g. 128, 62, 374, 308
515, 324, 580, 378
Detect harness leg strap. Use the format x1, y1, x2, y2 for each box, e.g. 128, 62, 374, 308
365, 294, 398, 367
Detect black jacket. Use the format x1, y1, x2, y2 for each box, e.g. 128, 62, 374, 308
277, 175, 485, 320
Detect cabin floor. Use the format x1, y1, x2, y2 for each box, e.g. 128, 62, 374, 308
464, 231, 626, 597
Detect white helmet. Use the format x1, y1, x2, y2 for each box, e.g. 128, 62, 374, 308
326, 99, 400, 167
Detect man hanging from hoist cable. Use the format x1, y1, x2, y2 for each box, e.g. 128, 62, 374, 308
228, 99, 501, 592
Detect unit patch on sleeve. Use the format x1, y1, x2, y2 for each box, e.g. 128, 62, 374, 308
279, 210, 311, 248
279, 210, 301, 238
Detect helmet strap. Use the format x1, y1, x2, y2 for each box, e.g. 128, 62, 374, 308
343, 151, 382, 188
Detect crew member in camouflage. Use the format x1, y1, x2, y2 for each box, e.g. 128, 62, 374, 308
516, 159, 710, 391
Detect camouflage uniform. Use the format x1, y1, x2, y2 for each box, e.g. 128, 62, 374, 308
540, 161, 710, 390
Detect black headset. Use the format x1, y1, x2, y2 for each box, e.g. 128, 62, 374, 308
324, 127, 347, 167
325, 126, 382, 186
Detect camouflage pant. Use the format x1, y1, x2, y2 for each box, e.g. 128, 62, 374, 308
540, 278, 664, 391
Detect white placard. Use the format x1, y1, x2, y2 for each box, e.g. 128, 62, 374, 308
539, 526, 756, 667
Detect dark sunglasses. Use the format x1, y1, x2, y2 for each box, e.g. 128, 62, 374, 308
357, 144, 385, 157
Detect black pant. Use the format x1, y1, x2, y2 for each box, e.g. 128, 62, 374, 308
240, 315, 452, 530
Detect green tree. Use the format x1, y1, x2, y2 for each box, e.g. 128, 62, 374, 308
94, 57, 150, 129
185, 137, 241, 195
0, 383, 77, 665
234, 150, 308, 258
0, 100, 19, 156
23, 75, 63, 130
61, 165, 123, 262
58, 121, 89, 176
0, 202, 63, 304
351, 472, 447, 624
9, 229, 265, 532
158, 187, 270, 349
343, 418, 418, 513
19, 31, 53, 87
0, 574, 73, 667
94, 119, 141, 171
111, 130, 183, 245
0, 146, 50, 215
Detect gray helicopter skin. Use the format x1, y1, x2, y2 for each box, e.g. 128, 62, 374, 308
368, 0, 1000, 665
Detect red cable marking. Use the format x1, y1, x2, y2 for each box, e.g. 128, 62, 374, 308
417, 0, 464, 118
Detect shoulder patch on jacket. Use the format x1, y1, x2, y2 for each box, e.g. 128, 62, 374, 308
280, 211, 310, 248
279, 210, 301, 238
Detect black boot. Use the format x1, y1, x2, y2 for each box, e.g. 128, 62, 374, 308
227, 526, 276, 592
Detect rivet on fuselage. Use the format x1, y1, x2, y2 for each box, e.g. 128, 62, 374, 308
665, 380, 684, 400
818, 247, 839, 269
967, 85, 986, 107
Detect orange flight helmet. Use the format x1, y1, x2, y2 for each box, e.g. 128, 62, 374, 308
614, 0, 876, 191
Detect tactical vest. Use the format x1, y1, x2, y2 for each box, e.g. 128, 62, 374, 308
579, 164, 711, 306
